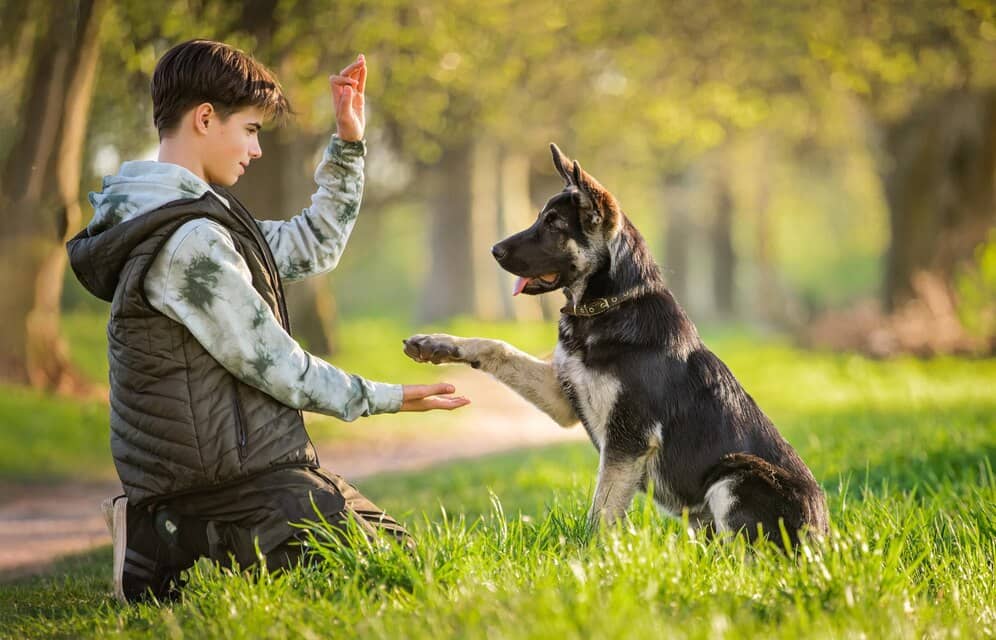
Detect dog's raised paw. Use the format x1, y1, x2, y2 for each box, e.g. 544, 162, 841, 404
402, 334, 464, 365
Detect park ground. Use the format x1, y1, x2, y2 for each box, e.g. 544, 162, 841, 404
0, 314, 993, 638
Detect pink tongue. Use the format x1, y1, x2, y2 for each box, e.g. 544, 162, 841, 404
513, 276, 531, 296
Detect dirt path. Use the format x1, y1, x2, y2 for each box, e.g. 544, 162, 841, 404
0, 370, 587, 579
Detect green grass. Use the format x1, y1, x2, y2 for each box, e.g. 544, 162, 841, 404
0, 385, 115, 483
2, 444, 994, 638
1, 317, 995, 637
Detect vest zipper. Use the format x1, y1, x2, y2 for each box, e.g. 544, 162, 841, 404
232, 394, 248, 462
218, 188, 321, 467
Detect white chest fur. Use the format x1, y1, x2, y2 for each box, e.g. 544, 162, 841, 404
554, 343, 621, 448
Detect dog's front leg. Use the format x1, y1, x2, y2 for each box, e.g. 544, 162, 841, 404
403, 333, 579, 427
588, 451, 647, 529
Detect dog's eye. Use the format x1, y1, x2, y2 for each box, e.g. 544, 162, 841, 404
544, 213, 559, 227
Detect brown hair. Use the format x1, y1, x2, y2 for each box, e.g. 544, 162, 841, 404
151, 39, 291, 137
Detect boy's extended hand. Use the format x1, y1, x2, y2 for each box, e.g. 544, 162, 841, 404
400, 383, 471, 412
331, 54, 366, 142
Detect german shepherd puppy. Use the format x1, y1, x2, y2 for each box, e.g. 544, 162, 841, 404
404, 144, 828, 546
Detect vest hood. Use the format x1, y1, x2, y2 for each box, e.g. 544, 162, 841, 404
68, 161, 228, 302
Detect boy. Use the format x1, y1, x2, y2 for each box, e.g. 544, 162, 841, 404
67, 39, 469, 604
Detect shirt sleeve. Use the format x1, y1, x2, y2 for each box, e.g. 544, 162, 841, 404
143, 218, 404, 421
255, 135, 366, 282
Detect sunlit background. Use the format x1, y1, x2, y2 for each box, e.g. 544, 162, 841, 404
2, 5, 996, 635
3, 1, 996, 382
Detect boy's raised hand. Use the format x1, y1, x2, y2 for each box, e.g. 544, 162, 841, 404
330, 54, 366, 142
400, 383, 471, 412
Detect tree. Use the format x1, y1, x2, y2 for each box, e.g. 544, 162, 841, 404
712, 170, 737, 319
801, 0, 996, 311
0, 1, 107, 390
882, 91, 996, 311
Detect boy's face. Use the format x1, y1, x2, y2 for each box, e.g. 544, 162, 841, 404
203, 106, 264, 186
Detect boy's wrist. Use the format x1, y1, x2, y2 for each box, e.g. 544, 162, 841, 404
331, 134, 366, 158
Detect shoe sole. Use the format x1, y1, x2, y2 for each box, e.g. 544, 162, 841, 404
105, 497, 128, 605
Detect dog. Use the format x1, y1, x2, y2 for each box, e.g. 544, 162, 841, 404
403, 144, 829, 546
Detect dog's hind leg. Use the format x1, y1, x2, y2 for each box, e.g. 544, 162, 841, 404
403, 333, 579, 427
704, 453, 827, 548
704, 477, 741, 535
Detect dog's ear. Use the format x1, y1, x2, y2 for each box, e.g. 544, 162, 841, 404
570, 160, 621, 235
550, 143, 574, 187
571, 161, 601, 228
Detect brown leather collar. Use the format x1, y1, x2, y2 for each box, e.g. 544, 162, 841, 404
560, 286, 645, 317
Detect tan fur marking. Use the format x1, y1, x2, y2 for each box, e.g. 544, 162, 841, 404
407, 333, 579, 427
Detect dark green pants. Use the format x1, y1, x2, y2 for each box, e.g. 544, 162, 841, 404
127, 468, 412, 601
193, 470, 413, 570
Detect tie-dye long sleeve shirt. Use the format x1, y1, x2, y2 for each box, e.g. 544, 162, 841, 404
88, 135, 403, 421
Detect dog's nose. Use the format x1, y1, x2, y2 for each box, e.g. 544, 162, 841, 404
491, 244, 507, 261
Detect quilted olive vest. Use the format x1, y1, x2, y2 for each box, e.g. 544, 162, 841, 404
68, 188, 319, 506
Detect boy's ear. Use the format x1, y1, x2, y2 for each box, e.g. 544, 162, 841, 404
193, 102, 215, 134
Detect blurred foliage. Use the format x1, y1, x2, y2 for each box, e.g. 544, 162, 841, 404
68, 0, 996, 165
955, 230, 996, 339
4, 0, 996, 319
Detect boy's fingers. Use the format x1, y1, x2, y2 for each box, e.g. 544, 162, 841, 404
426, 382, 457, 397
431, 396, 471, 410
407, 396, 470, 411
340, 56, 366, 91
338, 58, 363, 77
335, 86, 352, 114
400, 381, 470, 411
355, 59, 366, 93
329, 75, 358, 87
403, 383, 456, 400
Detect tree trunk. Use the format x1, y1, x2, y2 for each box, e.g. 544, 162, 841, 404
498, 149, 546, 321
882, 91, 996, 312
747, 137, 786, 325
286, 280, 339, 356
418, 143, 475, 323
469, 138, 502, 320
0, 1, 106, 391
755, 177, 778, 324
662, 173, 695, 308
711, 174, 736, 319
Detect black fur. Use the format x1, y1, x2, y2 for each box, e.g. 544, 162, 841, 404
495, 144, 829, 546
